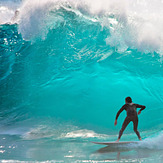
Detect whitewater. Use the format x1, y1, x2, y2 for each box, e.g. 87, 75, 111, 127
0, 0, 163, 162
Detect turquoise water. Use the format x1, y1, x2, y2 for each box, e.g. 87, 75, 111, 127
0, 0, 163, 162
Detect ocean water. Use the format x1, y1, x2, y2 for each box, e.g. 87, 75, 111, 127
0, 0, 163, 162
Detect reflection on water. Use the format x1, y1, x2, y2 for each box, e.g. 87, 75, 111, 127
0, 134, 163, 162
94, 145, 163, 162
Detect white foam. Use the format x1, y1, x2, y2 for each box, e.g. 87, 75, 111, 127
22, 124, 108, 140
0, 1, 21, 24
0, 6, 15, 24
139, 132, 163, 149
64, 129, 108, 138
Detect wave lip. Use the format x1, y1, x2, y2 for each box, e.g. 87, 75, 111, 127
0, 0, 161, 53
12, 0, 163, 53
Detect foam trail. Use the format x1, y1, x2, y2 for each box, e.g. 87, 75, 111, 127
139, 132, 163, 150
128, 131, 163, 150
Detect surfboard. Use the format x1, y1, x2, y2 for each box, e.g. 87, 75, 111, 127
92, 141, 139, 146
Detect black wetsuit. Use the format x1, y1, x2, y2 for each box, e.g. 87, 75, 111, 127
116, 103, 146, 139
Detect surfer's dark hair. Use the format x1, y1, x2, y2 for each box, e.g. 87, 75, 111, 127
125, 97, 132, 103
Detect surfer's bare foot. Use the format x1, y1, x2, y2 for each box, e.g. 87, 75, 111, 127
139, 138, 142, 141
115, 139, 120, 142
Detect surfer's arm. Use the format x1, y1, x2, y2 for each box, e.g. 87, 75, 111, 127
114, 106, 125, 126
115, 105, 125, 120
136, 104, 146, 115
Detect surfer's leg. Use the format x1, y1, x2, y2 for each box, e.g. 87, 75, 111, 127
118, 117, 131, 140
133, 116, 141, 140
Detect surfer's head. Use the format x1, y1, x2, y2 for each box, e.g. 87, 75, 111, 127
15, 10, 19, 16
125, 97, 132, 103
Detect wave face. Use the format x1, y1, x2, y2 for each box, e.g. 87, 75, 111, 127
0, 0, 163, 162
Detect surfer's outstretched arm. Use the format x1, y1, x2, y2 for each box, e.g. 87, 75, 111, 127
114, 105, 125, 126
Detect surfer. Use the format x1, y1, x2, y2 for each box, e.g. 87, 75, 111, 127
11, 10, 19, 24
114, 97, 146, 142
